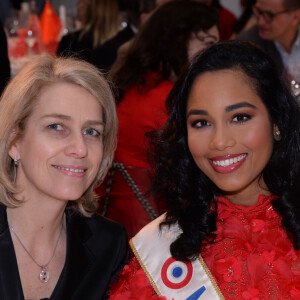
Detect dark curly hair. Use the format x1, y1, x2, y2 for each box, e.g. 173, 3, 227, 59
149, 40, 300, 261
110, 0, 219, 102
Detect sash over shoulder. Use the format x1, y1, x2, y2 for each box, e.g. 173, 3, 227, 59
130, 214, 224, 300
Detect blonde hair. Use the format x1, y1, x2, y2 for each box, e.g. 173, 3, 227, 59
81, 0, 120, 48
0, 55, 118, 216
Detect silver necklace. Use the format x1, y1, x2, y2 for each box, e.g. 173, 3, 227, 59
9, 216, 64, 284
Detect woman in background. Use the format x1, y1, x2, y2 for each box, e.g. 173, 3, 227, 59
57, 0, 120, 67
109, 41, 300, 299
0, 55, 128, 299
97, 1, 219, 239
191, 0, 236, 40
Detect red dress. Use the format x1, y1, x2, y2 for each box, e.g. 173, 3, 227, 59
96, 74, 173, 239
219, 7, 237, 41
109, 195, 300, 299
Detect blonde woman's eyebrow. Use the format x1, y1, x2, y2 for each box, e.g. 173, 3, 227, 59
41, 114, 104, 126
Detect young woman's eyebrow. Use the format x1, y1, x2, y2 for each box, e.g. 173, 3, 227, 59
225, 102, 257, 112
186, 109, 208, 117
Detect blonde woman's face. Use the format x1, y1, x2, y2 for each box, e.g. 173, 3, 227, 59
10, 82, 104, 203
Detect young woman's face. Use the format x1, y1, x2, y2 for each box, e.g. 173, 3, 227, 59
186, 70, 274, 205
10, 82, 104, 203
187, 26, 219, 62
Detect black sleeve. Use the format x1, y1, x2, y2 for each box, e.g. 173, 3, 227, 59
104, 224, 129, 299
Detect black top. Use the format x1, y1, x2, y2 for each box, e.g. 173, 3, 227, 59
0, 204, 129, 300
57, 30, 96, 66
93, 25, 136, 72
57, 25, 136, 73
235, 25, 284, 74
0, 21, 10, 95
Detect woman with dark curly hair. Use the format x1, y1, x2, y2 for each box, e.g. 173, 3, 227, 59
109, 40, 300, 299
97, 0, 219, 239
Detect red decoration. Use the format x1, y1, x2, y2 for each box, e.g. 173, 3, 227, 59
40, 1, 61, 52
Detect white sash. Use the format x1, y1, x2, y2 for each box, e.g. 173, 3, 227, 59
130, 214, 224, 300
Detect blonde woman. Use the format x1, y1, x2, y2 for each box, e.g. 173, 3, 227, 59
0, 55, 128, 299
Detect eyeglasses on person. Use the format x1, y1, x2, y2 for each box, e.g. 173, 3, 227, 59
253, 5, 298, 22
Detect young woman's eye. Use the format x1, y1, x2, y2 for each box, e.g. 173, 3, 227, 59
84, 128, 101, 137
48, 123, 63, 131
191, 119, 210, 128
232, 114, 252, 123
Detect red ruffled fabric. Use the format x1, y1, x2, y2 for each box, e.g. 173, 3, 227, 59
109, 195, 300, 299
109, 257, 166, 300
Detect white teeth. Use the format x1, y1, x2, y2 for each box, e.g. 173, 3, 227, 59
212, 154, 246, 167
54, 165, 85, 173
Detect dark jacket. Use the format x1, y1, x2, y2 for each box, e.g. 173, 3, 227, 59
57, 26, 136, 74
235, 25, 284, 74
57, 30, 95, 65
0, 21, 10, 95
93, 25, 136, 72
0, 204, 128, 300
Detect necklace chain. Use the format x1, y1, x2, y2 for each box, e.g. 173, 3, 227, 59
8, 215, 64, 283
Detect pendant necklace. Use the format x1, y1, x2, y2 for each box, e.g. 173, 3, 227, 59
9, 215, 64, 284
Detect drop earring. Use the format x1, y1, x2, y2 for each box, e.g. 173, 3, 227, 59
13, 156, 20, 183
14, 156, 19, 166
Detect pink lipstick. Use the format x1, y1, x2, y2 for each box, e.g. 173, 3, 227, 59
208, 153, 247, 174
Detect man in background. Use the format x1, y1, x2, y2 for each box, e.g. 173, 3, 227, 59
236, 0, 300, 82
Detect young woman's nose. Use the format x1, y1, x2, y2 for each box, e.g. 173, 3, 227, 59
209, 127, 235, 151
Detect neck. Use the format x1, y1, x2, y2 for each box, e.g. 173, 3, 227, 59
277, 26, 298, 53
7, 198, 66, 244
221, 178, 270, 207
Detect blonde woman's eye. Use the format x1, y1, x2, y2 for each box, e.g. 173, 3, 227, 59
84, 128, 101, 137
48, 123, 63, 130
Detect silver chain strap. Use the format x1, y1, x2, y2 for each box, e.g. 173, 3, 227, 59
102, 162, 158, 220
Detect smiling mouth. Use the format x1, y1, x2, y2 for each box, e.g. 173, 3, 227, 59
52, 165, 87, 173
210, 154, 247, 167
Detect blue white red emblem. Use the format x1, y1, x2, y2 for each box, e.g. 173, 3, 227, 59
161, 257, 193, 289
131, 213, 225, 299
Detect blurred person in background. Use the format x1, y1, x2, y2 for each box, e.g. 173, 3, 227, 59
93, 0, 160, 72
190, 0, 237, 40
0, 21, 10, 96
57, 0, 121, 66
96, 0, 219, 239
232, 0, 257, 36
235, 0, 300, 86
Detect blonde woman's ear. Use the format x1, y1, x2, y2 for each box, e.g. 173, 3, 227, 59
6, 129, 20, 161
